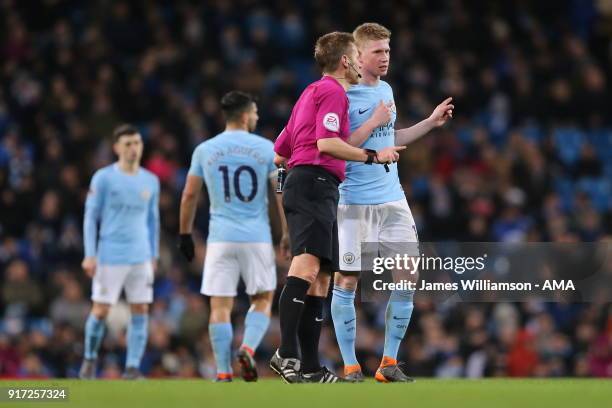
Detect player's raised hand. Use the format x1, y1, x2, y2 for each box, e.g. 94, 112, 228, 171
178, 233, 195, 262
376, 145, 407, 164
428, 97, 454, 127
369, 100, 392, 128
82, 257, 97, 278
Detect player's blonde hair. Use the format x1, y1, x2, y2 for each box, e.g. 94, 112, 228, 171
353, 23, 391, 48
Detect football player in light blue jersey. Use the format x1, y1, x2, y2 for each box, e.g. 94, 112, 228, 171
80, 124, 160, 380
179, 91, 288, 382
331, 23, 454, 382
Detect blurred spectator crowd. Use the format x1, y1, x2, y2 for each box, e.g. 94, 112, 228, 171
1, 0, 611, 378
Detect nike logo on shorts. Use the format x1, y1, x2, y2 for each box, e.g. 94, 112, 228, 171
315, 317, 324, 322
393, 316, 410, 320
344, 318, 356, 324
292, 298, 305, 304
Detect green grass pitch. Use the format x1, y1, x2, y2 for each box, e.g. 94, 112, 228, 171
2, 379, 611, 408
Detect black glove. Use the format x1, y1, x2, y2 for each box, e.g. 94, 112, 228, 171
178, 233, 195, 261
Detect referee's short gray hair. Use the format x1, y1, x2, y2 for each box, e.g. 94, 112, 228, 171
314, 31, 355, 73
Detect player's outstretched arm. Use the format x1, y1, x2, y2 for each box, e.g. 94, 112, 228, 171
347, 101, 393, 147
395, 97, 454, 146
178, 174, 203, 261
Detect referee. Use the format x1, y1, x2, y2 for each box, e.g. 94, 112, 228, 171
269, 31, 405, 383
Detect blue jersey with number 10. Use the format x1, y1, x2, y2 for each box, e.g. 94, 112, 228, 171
188, 130, 276, 243
339, 80, 405, 205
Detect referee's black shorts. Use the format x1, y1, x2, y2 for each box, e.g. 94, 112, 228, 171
282, 165, 340, 272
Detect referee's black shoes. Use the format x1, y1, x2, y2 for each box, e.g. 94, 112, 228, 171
270, 350, 304, 383
302, 366, 344, 383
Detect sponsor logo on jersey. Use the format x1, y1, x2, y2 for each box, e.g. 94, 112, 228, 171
323, 112, 340, 132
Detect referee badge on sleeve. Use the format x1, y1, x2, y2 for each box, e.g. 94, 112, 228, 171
323, 112, 340, 132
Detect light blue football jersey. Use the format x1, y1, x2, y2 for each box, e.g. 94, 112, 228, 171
339, 80, 405, 205
83, 164, 160, 265
188, 130, 276, 243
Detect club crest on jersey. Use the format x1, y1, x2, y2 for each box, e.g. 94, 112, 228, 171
140, 189, 151, 201
343, 252, 355, 265
323, 112, 340, 132
389, 101, 396, 114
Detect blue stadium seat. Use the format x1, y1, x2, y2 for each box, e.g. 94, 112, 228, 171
605, 163, 612, 180
576, 177, 612, 211
521, 122, 544, 143
554, 177, 575, 212
456, 126, 473, 144
553, 127, 586, 165
411, 176, 430, 200
588, 129, 612, 161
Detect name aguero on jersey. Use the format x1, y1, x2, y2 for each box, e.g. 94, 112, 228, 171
206, 146, 269, 166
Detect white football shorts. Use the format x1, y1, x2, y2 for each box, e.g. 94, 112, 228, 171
201, 242, 277, 297
92, 261, 154, 304
338, 199, 419, 272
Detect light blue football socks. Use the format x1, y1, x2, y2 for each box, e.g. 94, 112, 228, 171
126, 314, 149, 369
382, 290, 414, 360
241, 310, 270, 353
84, 314, 105, 360
332, 286, 415, 373
331, 285, 359, 367
209, 322, 233, 375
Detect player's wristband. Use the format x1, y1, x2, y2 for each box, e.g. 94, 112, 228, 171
364, 149, 377, 165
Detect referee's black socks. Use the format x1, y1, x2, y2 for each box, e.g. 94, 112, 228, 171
298, 295, 325, 374
278, 276, 310, 358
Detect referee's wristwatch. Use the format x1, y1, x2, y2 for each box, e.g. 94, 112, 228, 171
364, 149, 378, 165
364, 149, 390, 172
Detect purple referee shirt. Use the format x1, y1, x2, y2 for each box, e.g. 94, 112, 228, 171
274, 76, 350, 181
